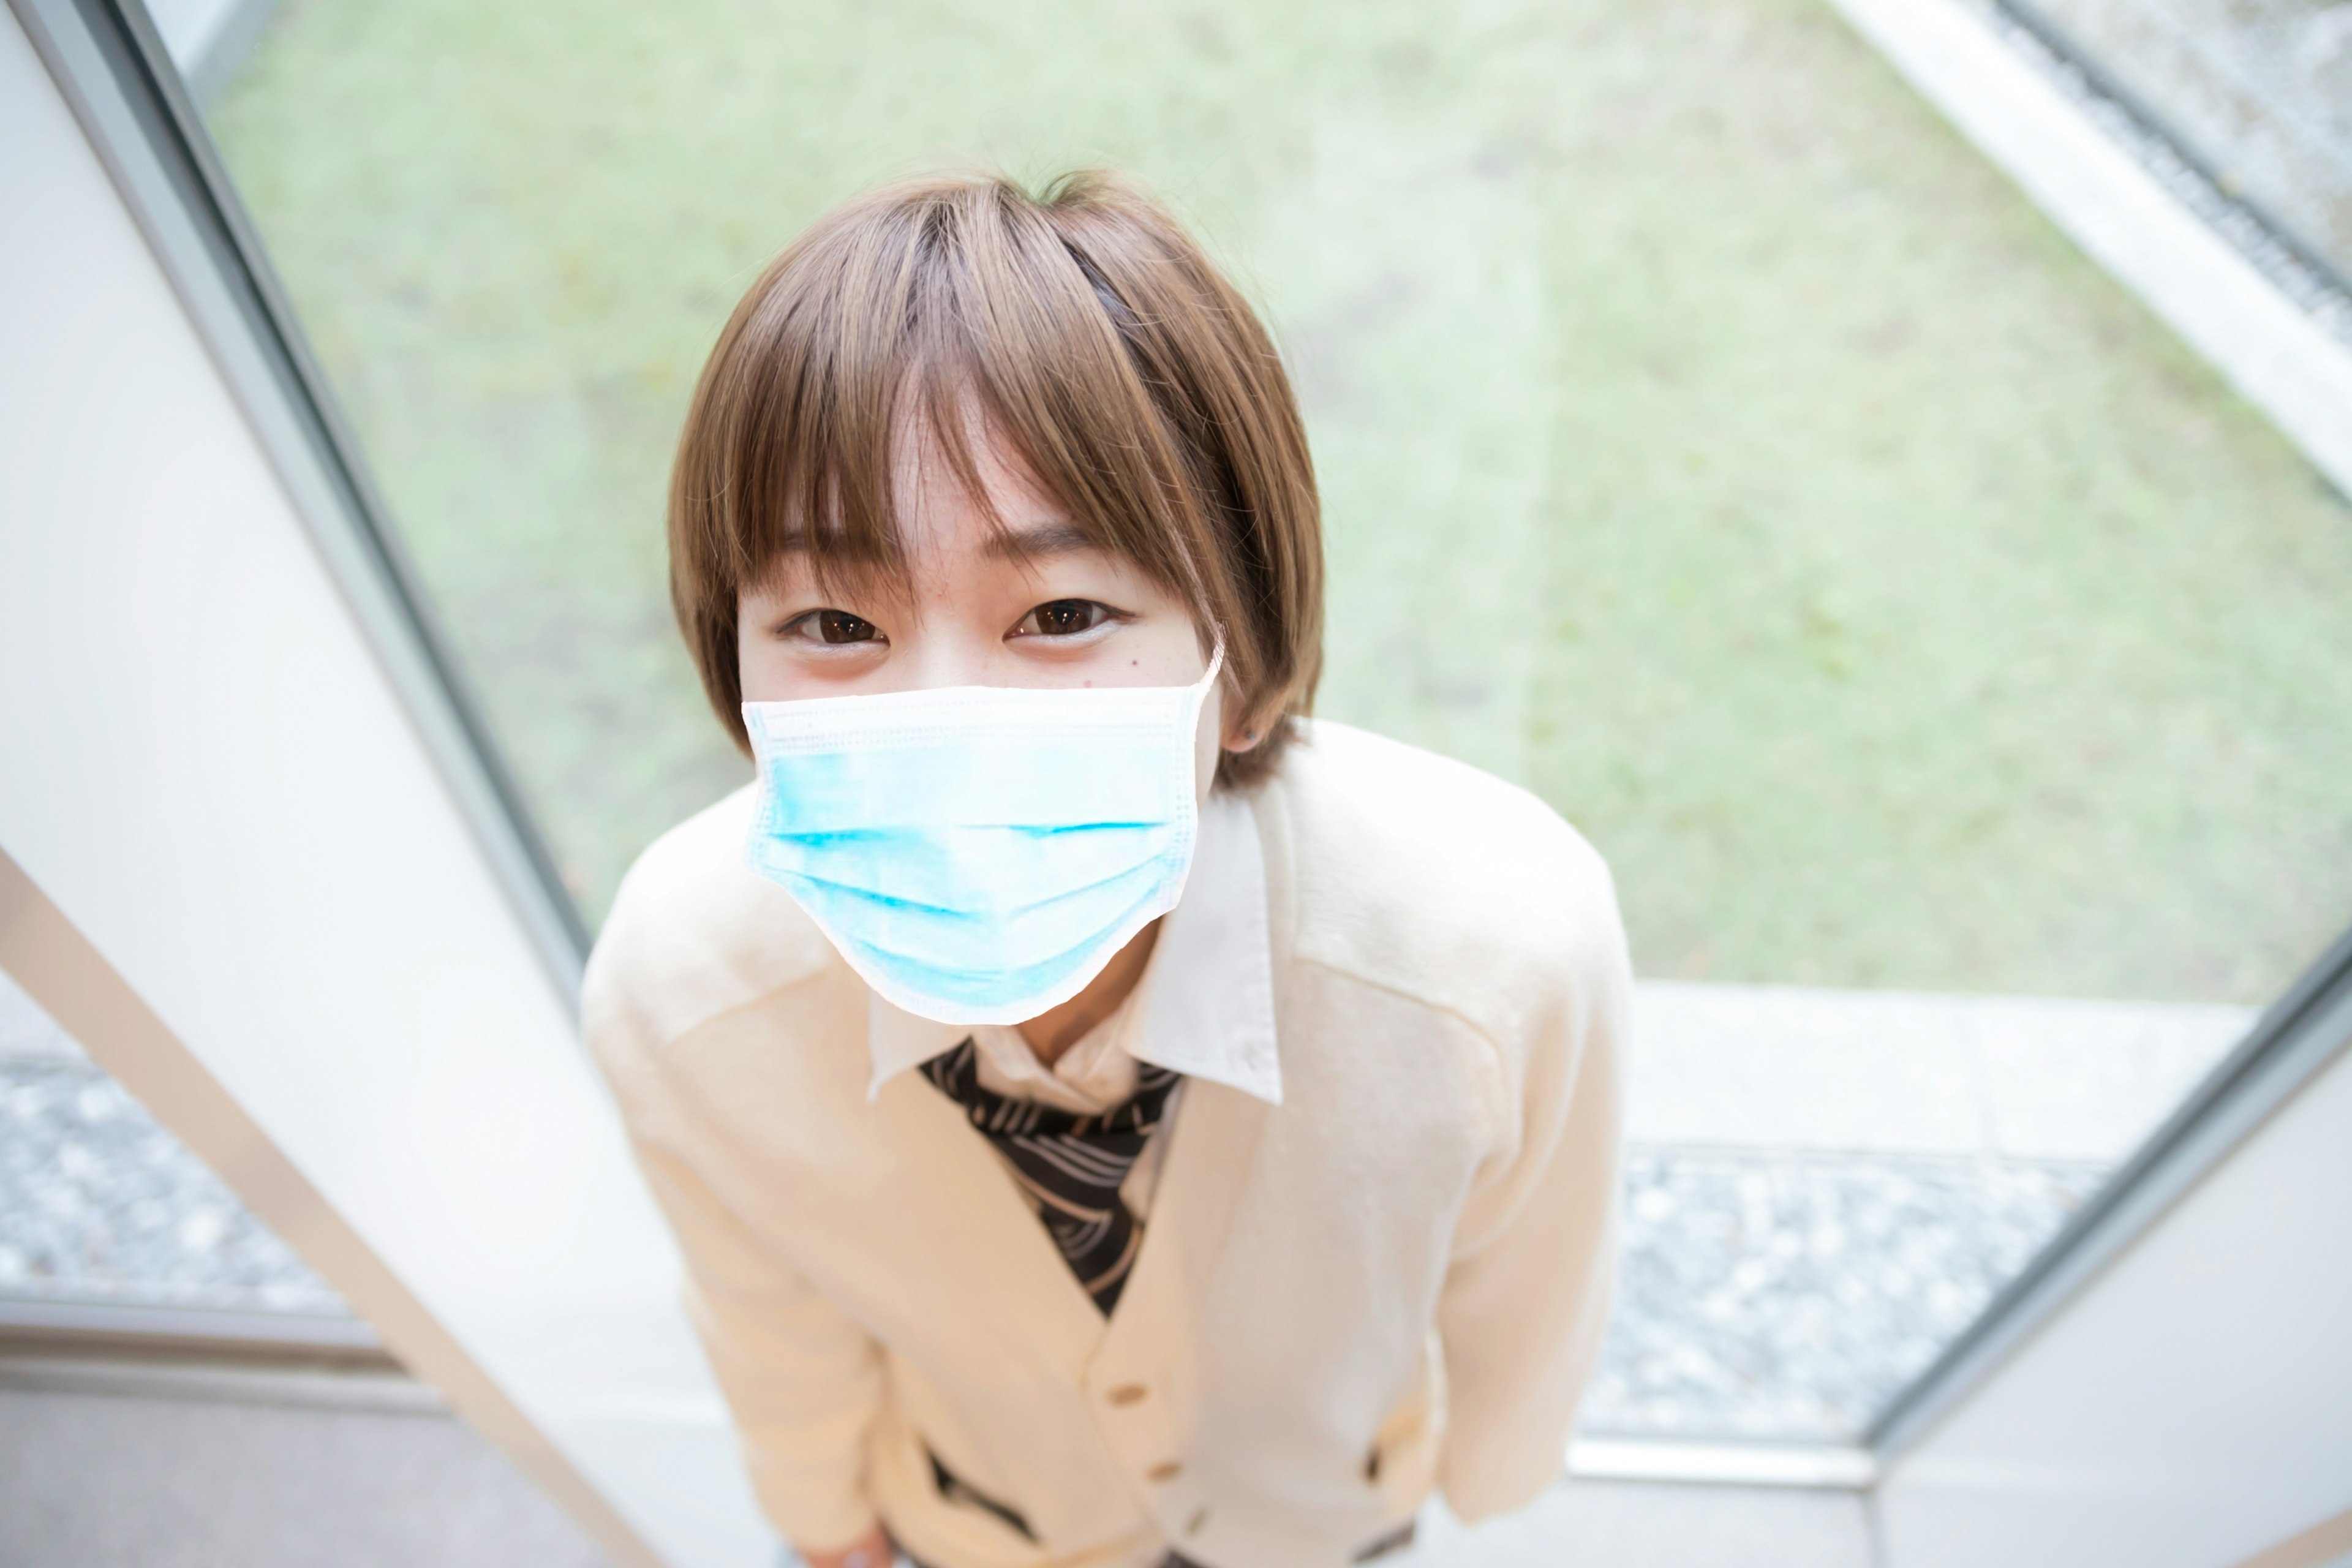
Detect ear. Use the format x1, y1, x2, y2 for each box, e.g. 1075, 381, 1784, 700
1221, 699, 1269, 755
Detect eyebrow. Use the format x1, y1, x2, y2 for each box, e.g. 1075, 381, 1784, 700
982, 522, 1103, 564
758, 520, 1102, 575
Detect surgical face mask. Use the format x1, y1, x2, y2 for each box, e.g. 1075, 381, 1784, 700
741, 650, 1222, 1025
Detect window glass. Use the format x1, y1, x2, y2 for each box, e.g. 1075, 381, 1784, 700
1995, 0, 2352, 290
155, 0, 2352, 1439
0, 970, 347, 1322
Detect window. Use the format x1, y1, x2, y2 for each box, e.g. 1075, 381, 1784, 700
0, 970, 350, 1330
1994, 0, 2352, 302
31, 0, 2352, 1447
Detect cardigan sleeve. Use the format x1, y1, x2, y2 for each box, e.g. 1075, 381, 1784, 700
581, 843, 885, 1554
624, 1128, 888, 1553
1433, 861, 1630, 1520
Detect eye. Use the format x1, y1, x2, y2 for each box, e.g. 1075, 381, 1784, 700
783, 609, 884, 646
1013, 599, 1120, 639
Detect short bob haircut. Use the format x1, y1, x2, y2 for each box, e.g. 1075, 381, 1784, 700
668, 169, 1324, 787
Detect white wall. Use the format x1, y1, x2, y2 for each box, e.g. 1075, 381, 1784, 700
1875, 1018, 2352, 1568
0, 12, 770, 1566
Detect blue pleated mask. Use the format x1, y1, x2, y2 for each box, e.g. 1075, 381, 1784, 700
741, 649, 1221, 1025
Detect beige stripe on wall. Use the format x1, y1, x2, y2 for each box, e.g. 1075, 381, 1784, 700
2235, 1507, 2352, 1568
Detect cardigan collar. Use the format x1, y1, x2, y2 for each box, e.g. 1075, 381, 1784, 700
862, 788, 1283, 1107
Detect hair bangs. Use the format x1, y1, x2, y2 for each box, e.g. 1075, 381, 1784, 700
669, 169, 1324, 785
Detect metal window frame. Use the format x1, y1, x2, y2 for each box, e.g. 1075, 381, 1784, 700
13, 0, 2352, 1482
1868, 925, 2352, 1457
0, 1296, 391, 1365
6, 0, 588, 1009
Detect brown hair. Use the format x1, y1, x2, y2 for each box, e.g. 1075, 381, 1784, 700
667, 168, 1323, 786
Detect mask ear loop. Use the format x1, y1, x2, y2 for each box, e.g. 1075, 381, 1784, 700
1186, 639, 1230, 746
1186, 640, 1236, 804
1183, 640, 1228, 749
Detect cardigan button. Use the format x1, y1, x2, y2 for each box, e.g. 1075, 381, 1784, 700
1106, 1383, 1148, 1406
1146, 1460, 1183, 1483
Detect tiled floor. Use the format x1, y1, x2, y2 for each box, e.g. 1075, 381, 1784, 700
0, 1374, 612, 1568
0, 1362, 1874, 1568
1409, 1476, 1874, 1568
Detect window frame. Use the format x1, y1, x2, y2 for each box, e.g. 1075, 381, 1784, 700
7, 0, 587, 1008
13, 0, 2352, 1477
1869, 926, 2352, 1456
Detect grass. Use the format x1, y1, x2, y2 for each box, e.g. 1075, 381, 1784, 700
206, 0, 2352, 1003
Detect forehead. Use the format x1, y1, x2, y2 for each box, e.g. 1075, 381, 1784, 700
748, 412, 1139, 606
891, 414, 1071, 560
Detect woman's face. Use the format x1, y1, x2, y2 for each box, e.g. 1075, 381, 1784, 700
736, 428, 1253, 797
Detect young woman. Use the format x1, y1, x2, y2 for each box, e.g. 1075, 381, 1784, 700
584, 170, 1629, 1568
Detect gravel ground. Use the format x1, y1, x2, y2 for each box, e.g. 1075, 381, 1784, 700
1966, 0, 2352, 344
0, 1063, 346, 1317
1585, 1148, 2102, 1439
2, 1055, 2103, 1441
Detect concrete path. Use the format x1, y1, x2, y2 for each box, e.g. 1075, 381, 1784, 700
1629, 980, 2254, 1164
2022, 0, 2352, 281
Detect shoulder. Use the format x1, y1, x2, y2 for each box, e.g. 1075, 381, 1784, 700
1261, 720, 1628, 1049
581, 783, 840, 1072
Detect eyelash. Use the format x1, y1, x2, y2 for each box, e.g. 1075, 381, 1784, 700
778, 599, 1128, 649
1012, 600, 1126, 639
781, 609, 884, 647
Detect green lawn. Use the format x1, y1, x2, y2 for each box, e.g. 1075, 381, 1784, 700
208, 0, 2352, 1004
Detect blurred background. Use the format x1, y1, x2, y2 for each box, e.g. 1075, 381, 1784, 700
7, 0, 2350, 1489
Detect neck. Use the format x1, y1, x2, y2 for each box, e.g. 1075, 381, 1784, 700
1018, 920, 1161, 1067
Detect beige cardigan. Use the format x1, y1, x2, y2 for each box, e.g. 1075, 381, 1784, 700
583, 720, 1630, 1568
